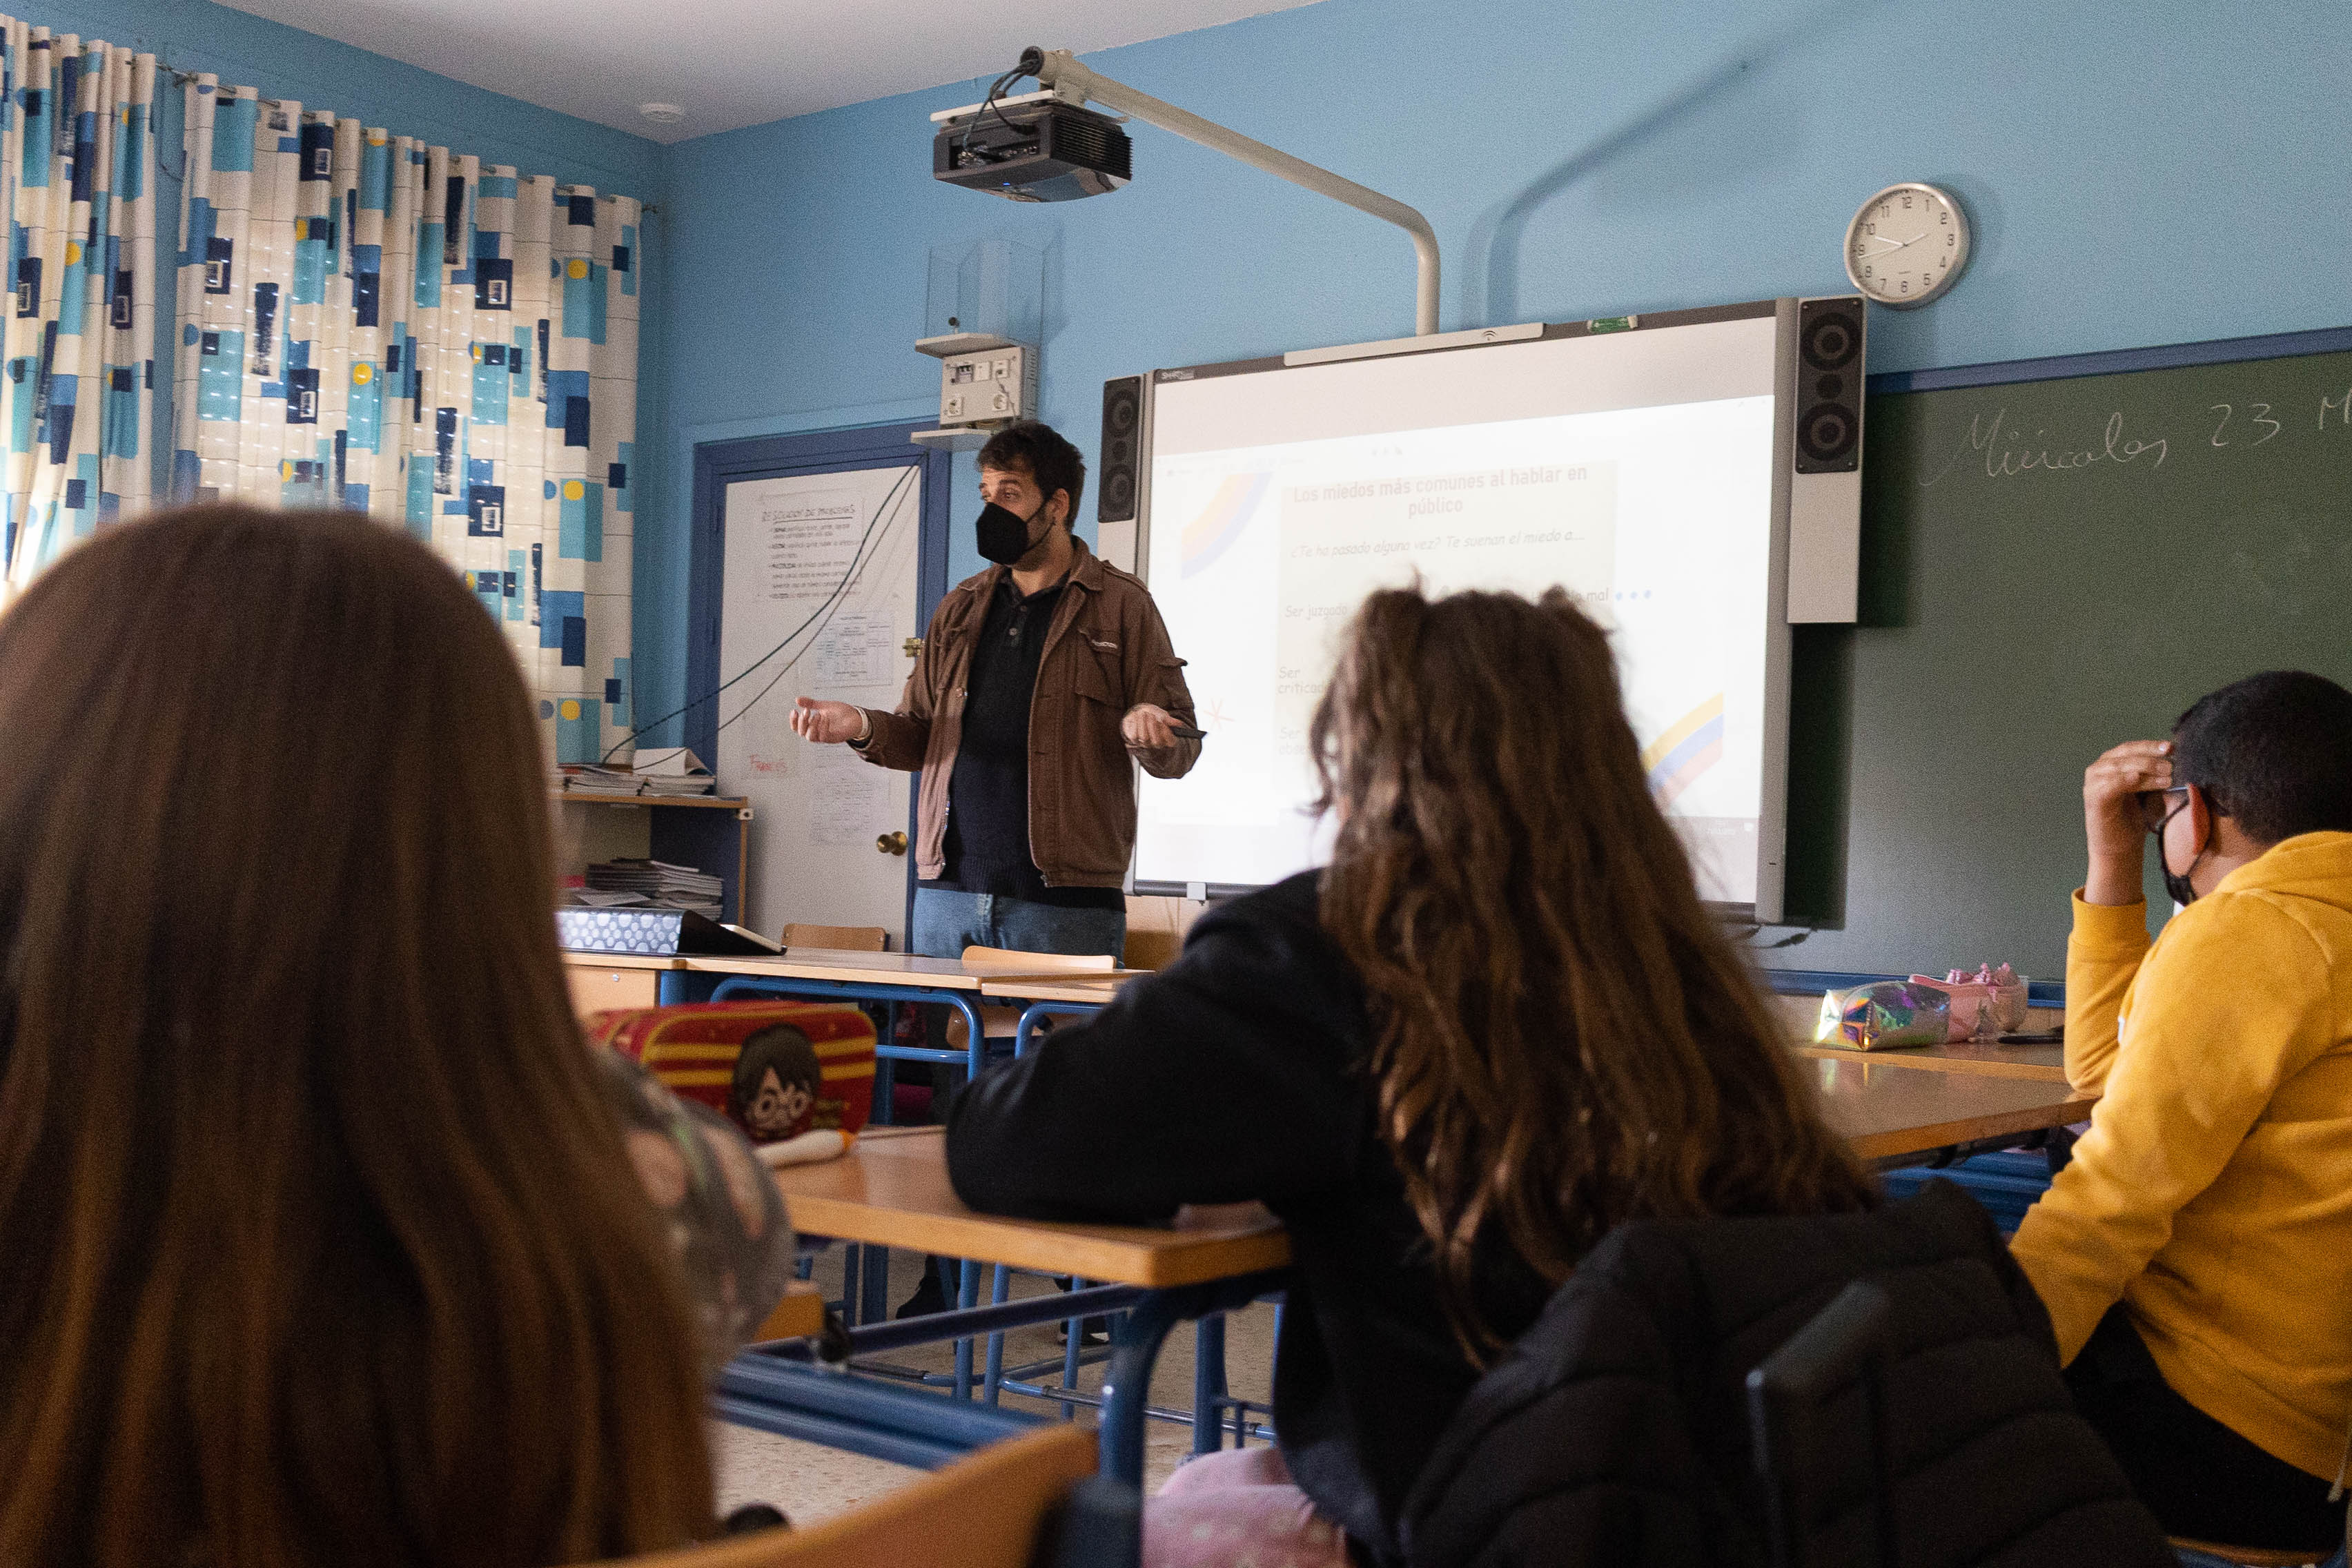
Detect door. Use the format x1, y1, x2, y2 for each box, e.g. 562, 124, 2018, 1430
692, 427, 951, 947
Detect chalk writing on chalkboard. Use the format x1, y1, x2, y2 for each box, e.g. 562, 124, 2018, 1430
1921, 378, 2352, 488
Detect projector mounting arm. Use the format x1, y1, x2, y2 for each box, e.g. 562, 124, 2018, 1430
1028, 48, 1440, 336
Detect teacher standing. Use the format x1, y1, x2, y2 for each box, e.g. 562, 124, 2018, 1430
790, 420, 1201, 966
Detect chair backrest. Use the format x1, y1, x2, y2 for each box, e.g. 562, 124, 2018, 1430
781, 923, 888, 952
1747, 1280, 1898, 1568
569, 1423, 1107, 1568
2165, 1539, 2335, 1566
958, 945, 1117, 976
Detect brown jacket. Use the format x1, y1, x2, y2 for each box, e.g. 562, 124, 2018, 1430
852, 537, 1199, 888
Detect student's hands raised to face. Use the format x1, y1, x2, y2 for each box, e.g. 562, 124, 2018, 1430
2083, 738, 2172, 905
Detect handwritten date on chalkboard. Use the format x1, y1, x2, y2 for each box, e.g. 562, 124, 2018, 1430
1920, 383, 2352, 486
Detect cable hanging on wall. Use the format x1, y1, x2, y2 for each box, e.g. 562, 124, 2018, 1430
600, 462, 919, 763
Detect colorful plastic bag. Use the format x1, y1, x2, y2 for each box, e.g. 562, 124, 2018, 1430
1816, 981, 1952, 1050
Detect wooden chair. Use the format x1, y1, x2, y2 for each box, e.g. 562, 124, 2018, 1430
945, 945, 1117, 1050
569, 1424, 1118, 1568
780, 923, 888, 952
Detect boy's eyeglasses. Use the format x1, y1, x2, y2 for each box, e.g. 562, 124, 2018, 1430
2135, 785, 2191, 834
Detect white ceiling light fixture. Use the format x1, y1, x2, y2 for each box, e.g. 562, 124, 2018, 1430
638, 103, 685, 125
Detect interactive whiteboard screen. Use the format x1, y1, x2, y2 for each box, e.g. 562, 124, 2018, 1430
1136, 306, 1789, 911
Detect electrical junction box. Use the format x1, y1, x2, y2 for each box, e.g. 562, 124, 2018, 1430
938, 343, 1037, 428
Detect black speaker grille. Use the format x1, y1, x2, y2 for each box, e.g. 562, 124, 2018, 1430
1794, 298, 1863, 473
1099, 375, 1142, 522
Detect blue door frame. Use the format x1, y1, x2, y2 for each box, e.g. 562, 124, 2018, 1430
687, 422, 954, 938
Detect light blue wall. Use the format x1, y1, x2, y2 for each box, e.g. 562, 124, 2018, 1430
37, 0, 665, 638
648, 0, 2349, 748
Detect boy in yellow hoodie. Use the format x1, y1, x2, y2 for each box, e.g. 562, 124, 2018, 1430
2011, 670, 2352, 1556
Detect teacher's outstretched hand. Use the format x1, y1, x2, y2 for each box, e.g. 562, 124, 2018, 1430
791, 696, 868, 745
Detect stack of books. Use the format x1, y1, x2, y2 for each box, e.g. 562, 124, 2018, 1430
631, 746, 718, 796
563, 765, 644, 795
581, 858, 723, 920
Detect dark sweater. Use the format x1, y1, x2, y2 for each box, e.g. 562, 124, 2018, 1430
945, 872, 1549, 1566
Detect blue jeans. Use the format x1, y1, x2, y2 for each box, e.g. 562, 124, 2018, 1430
910, 888, 1127, 963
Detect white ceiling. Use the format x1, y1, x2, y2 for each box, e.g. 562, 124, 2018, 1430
217, 0, 1329, 144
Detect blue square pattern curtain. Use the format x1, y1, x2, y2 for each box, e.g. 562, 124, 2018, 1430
0, 23, 159, 596
170, 76, 640, 766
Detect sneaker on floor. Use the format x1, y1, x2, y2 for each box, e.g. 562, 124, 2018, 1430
895, 1273, 948, 1320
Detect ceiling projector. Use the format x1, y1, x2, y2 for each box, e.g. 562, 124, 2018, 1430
932, 95, 1131, 202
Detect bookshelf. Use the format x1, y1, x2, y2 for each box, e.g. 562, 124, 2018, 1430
551, 792, 753, 928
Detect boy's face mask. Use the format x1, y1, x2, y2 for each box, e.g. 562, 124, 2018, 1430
2149, 786, 2205, 906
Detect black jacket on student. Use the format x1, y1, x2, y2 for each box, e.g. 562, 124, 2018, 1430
1400, 1179, 2175, 1567
946, 872, 1560, 1566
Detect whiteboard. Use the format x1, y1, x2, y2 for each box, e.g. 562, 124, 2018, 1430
716, 465, 923, 941
1135, 308, 1792, 914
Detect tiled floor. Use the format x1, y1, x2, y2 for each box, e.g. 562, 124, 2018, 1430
714, 1245, 1280, 1526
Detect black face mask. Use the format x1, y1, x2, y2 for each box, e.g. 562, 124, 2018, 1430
2155, 794, 2206, 907
975, 500, 1042, 567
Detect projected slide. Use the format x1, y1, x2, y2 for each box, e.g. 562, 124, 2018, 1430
1137, 315, 1781, 904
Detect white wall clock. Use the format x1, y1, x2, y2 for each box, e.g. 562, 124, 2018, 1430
1844, 182, 1971, 308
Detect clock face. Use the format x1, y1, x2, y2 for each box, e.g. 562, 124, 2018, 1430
1844, 183, 1970, 308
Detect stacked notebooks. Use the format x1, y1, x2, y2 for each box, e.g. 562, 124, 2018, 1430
632, 746, 718, 796
563, 765, 645, 795
578, 858, 724, 921
557, 748, 717, 797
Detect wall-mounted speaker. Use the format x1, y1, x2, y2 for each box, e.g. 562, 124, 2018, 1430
1785, 295, 1867, 623
1098, 375, 1143, 522
1794, 298, 1863, 474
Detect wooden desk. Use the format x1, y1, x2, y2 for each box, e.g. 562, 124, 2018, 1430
1794, 1038, 2068, 1082
560, 951, 687, 1016
774, 1127, 1292, 1287
1809, 1058, 2095, 1165
684, 948, 988, 991
976, 973, 1140, 1006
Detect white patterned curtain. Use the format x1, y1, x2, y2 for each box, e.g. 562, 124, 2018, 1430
170, 77, 640, 766
0, 23, 159, 596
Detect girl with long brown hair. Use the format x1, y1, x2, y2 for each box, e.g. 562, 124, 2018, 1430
0, 507, 789, 1568
948, 584, 1874, 1568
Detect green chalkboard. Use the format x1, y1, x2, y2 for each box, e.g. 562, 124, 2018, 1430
1765, 336, 2352, 986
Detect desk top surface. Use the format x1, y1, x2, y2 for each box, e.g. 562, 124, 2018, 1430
1809, 1058, 2093, 1162
780, 1066, 2094, 1282
975, 972, 1144, 1003
772, 1128, 1293, 1286
683, 948, 988, 990
1792, 1037, 2069, 1081
558, 951, 687, 971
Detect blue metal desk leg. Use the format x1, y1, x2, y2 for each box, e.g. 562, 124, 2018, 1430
1098, 1271, 1288, 1486
984, 1264, 1012, 1405
1012, 999, 1106, 1057
1193, 1313, 1228, 1455
953, 1258, 981, 1400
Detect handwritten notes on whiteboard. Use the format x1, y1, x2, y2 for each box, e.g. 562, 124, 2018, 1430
763, 491, 863, 601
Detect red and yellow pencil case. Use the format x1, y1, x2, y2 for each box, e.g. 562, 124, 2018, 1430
585, 1002, 876, 1162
